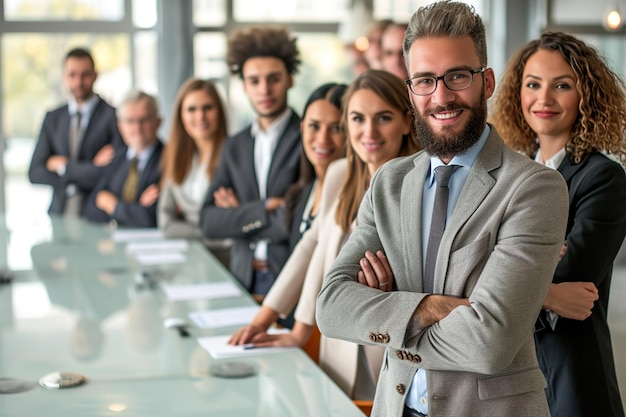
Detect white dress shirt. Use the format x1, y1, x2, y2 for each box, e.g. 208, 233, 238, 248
250, 107, 292, 261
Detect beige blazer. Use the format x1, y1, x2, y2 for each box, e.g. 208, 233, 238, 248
158, 179, 205, 240
264, 158, 384, 397
317, 128, 570, 417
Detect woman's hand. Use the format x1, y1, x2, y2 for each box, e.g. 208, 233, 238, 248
544, 282, 598, 320
357, 250, 394, 292
246, 322, 312, 348
228, 324, 266, 345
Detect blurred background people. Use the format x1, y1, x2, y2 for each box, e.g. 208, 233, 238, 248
364, 19, 393, 71
381, 22, 408, 80
84, 91, 163, 227
158, 78, 230, 265
28, 47, 124, 217
491, 31, 626, 417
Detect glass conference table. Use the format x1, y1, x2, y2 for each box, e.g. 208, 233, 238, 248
0, 214, 365, 417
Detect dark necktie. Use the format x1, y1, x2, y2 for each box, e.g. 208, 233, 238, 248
69, 111, 82, 160
122, 157, 139, 203
423, 165, 459, 294
64, 111, 83, 216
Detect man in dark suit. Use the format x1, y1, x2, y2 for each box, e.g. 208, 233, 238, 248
200, 26, 302, 300
83, 91, 163, 227
29, 47, 124, 216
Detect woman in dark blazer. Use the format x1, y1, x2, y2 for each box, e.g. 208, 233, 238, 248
282, 82, 348, 251
491, 32, 626, 417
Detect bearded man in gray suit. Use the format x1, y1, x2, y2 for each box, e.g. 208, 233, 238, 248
316, 2, 569, 417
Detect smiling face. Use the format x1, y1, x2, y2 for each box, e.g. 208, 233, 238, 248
407, 36, 495, 161
346, 88, 411, 175
241, 56, 293, 127
181, 89, 221, 144
521, 49, 580, 146
301, 99, 345, 179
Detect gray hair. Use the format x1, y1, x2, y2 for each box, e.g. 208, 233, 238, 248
117, 90, 159, 119
403, 1, 488, 70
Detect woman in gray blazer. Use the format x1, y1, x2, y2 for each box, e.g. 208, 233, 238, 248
229, 70, 421, 399
158, 79, 230, 257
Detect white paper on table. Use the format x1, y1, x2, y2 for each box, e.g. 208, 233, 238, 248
160, 281, 242, 301
189, 305, 261, 328
134, 251, 187, 265
196, 334, 296, 359
126, 239, 189, 254
113, 228, 164, 242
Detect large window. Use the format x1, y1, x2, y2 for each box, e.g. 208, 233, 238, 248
1, 0, 491, 221
0, 0, 157, 219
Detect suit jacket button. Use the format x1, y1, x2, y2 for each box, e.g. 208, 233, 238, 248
414, 354, 421, 363
382, 334, 390, 343
369, 333, 377, 342
376, 334, 384, 343
254, 220, 261, 227
406, 353, 414, 361
396, 384, 405, 394
396, 351, 404, 360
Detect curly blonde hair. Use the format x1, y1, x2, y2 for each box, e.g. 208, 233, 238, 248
491, 31, 626, 163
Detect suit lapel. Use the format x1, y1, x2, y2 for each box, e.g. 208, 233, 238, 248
137, 140, 163, 189
434, 130, 501, 293
400, 152, 430, 291
266, 112, 299, 193
61, 109, 72, 156
557, 152, 586, 183
78, 96, 103, 157
243, 130, 260, 199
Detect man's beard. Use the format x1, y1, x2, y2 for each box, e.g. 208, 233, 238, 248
413, 91, 487, 160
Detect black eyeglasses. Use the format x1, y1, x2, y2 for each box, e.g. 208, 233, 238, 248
405, 67, 486, 96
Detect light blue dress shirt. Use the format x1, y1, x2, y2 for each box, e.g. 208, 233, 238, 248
126, 142, 157, 174
406, 125, 490, 414
67, 94, 99, 131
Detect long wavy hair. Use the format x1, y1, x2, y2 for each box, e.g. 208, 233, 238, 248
161, 78, 228, 185
335, 69, 421, 233
491, 31, 626, 163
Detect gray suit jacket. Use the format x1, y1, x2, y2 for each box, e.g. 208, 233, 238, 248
200, 111, 301, 290
316, 128, 569, 417
28, 96, 124, 215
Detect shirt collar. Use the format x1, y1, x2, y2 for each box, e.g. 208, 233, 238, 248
535, 146, 566, 170
427, 124, 490, 187
68, 94, 98, 117
250, 107, 292, 139
126, 141, 157, 164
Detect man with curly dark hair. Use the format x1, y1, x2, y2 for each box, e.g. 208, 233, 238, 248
200, 26, 302, 302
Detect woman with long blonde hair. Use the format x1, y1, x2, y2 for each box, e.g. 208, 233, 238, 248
158, 78, 227, 242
